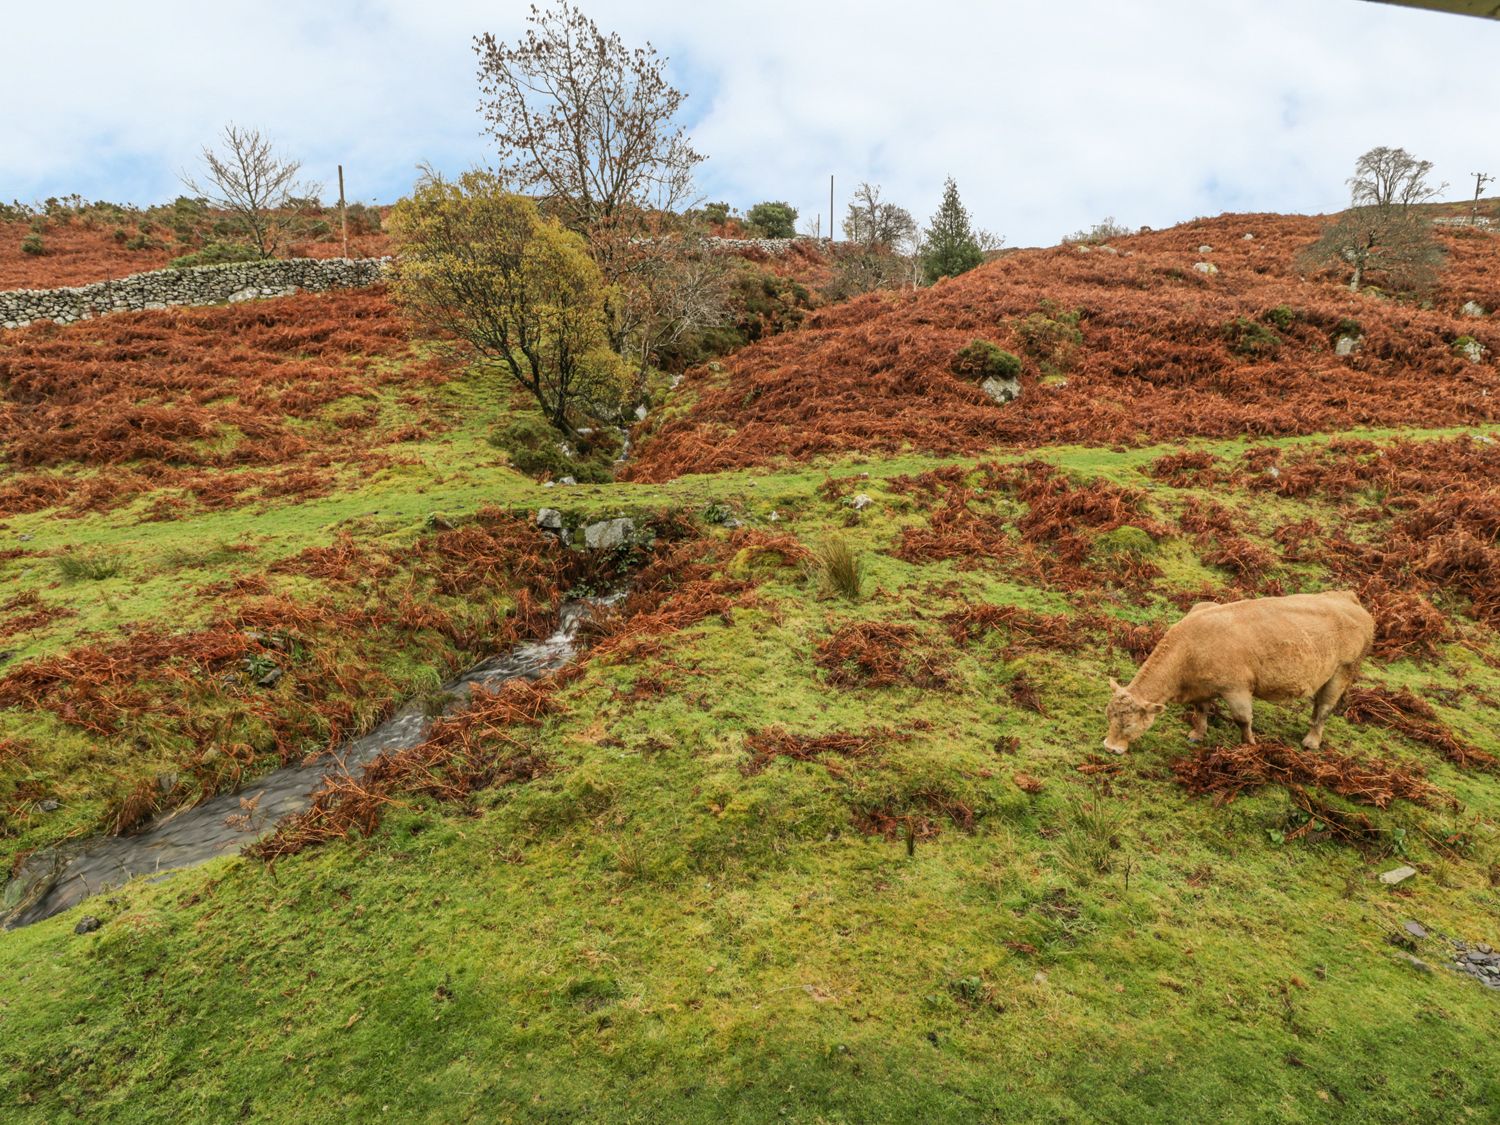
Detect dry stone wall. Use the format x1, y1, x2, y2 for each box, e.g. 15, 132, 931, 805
0, 257, 391, 329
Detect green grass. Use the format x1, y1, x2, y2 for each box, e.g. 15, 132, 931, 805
2, 343, 1499, 1121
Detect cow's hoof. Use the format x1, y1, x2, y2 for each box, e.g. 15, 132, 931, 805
1301, 736, 1322, 751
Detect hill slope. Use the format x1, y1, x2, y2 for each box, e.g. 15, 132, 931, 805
1, 213, 1499, 1121
627, 213, 1500, 480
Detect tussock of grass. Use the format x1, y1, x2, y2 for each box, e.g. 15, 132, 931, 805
54, 549, 125, 581
812, 535, 864, 600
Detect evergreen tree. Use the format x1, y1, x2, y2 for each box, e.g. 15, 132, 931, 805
921, 177, 984, 284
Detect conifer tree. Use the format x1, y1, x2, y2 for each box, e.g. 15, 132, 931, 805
921, 177, 984, 284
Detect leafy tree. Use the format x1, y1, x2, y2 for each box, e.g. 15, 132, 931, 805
1302, 147, 1447, 291
389, 171, 630, 436
921, 177, 984, 283
746, 201, 798, 238
474, 1, 703, 236
475, 2, 717, 377
181, 125, 316, 258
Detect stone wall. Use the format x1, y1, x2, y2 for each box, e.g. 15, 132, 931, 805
0, 257, 392, 329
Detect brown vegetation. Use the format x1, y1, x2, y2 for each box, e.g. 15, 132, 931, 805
625, 214, 1500, 482
1172, 739, 1441, 808
0, 288, 442, 516
813, 621, 953, 689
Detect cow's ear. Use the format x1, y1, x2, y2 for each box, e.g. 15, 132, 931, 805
1108, 677, 1122, 692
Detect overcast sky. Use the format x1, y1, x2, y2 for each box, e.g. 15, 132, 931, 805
4, 0, 1499, 246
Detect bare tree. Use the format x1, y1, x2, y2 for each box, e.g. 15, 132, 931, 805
1302, 146, 1447, 291
474, 2, 703, 236
181, 125, 316, 258
1347, 146, 1446, 211
842, 183, 917, 250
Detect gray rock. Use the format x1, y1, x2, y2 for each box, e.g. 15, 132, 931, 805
1198, 244, 1213, 254
1456, 338, 1486, 364
1403, 921, 1428, 940
558, 476, 577, 487
582, 517, 635, 551
257, 667, 283, 689
850, 494, 873, 511
634, 404, 649, 421
1399, 954, 1433, 974
1242, 233, 1255, 241
1379, 865, 1417, 885
38, 799, 59, 813
536, 508, 564, 531
1335, 335, 1363, 357
1192, 261, 1218, 275
980, 376, 1021, 405
1461, 300, 1487, 318
74, 916, 101, 935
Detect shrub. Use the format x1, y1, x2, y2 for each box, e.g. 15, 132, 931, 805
1263, 305, 1297, 330
344, 203, 382, 235
813, 537, 864, 600
700, 201, 732, 228
1064, 216, 1132, 245
745, 201, 798, 239
170, 241, 262, 268
1016, 306, 1083, 369
951, 340, 1022, 383
1223, 316, 1281, 358
489, 415, 616, 483
20, 233, 44, 256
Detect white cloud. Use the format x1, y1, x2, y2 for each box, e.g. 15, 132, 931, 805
2, 0, 1497, 245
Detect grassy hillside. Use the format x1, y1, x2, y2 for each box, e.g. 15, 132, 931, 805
2, 214, 1499, 1121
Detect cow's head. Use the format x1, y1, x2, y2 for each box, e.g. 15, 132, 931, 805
1103, 679, 1164, 754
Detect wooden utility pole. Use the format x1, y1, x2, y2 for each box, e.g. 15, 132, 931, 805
338, 164, 348, 257
1473, 172, 1494, 226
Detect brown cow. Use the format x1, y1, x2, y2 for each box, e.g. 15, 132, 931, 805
1102, 590, 1374, 754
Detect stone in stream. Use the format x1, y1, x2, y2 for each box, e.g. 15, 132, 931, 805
582, 517, 635, 550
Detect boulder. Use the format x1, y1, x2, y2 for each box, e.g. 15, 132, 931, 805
583, 517, 635, 550
536, 508, 564, 531
1461, 300, 1487, 318
980, 376, 1021, 405
1192, 261, 1218, 276
1335, 335, 1363, 357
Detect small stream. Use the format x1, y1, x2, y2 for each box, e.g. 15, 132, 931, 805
2, 600, 605, 930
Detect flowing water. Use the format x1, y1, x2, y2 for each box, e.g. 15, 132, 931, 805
2, 601, 602, 930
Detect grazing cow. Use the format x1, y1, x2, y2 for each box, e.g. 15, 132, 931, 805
1102, 591, 1374, 754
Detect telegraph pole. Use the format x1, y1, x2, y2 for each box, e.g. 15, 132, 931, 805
338, 164, 349, 257
1473, 171, 1493, 227
829, 175, 835, 246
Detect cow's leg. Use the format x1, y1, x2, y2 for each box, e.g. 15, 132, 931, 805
1186, 703, 1208, 744
1303, 666, 1354, 751
1223, 690, 1255, 745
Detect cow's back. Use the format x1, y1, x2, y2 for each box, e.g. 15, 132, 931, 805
1164, 591, 1373, 702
